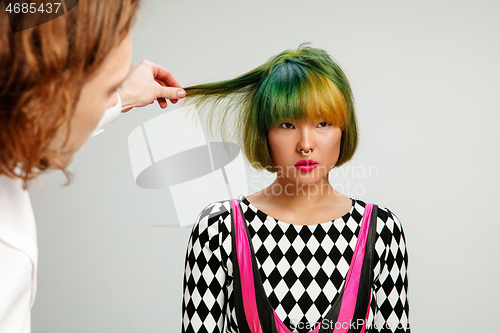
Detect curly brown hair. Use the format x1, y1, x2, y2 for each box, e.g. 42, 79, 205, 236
0, 0, 140, 187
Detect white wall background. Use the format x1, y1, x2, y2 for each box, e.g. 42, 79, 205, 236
30, 0, 500, 332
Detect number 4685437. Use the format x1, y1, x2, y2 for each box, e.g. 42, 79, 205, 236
6, 2, 62, 14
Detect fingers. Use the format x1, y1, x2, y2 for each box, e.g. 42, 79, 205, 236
132, 60, 185, 109
152, 62, 183, 89
158, 86, 185, 103
157, 97, 168, 109
153, 71, 185, 105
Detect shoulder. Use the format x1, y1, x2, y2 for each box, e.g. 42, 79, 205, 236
353, 199, 407, 245
188, 199, 233, 247
194, 199, 232, 227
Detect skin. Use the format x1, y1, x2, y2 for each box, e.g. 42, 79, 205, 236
117, 59, 185, 112
51, 33, 186, 168
51, 32, 133, 167
246, 118, 353, 226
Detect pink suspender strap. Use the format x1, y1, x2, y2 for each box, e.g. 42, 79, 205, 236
232, 198, 375, 333
231, 199, 263, 333
334, 203, 373, 332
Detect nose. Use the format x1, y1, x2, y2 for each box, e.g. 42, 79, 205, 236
297, 126, 314, 156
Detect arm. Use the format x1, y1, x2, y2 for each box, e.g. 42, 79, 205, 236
0, 242, 33, 333
182, 203, 227, 333
372, 210, 410, 333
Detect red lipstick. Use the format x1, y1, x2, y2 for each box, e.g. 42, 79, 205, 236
294, 159, 318, 172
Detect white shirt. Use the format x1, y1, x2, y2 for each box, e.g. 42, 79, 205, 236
0, 94, 122, 333
0, 176, 37, 333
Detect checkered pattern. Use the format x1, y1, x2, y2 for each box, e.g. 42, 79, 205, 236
182, 196, 410, 333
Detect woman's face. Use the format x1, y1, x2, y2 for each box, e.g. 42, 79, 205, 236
51, 32, 132, 168
267, 118, 342, 186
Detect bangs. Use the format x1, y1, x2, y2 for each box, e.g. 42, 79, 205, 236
184, 43, 358, 171
254, 61, 348, 133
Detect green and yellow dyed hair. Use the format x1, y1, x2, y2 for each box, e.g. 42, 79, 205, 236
184, 44, 357, 172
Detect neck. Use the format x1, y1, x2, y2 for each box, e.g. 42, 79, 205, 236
264, 174, 342, 209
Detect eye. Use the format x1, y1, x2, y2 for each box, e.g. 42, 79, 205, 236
317, 122, 332, 128
280, 122, 295, 129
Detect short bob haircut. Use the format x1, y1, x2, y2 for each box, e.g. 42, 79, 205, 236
184, 44, 358, 172
0, 0, 140, 186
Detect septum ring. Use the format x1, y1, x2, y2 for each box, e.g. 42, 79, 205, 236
301, 149, 312, 156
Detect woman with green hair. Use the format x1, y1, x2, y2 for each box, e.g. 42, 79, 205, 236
181, 45, 410, 333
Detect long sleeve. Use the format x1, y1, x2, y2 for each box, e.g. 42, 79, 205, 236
90, 92, 122, 138
372, 210, 410, 333
182, 203, 228, 333
0, 242, 33, 333
0, 175, 38, 333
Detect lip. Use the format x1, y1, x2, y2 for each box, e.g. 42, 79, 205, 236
294, 159, 318, 171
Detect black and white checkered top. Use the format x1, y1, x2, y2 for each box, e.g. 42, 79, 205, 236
182, 196, 410, 333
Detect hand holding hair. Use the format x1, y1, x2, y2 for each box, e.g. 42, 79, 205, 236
118, 59, 186, 112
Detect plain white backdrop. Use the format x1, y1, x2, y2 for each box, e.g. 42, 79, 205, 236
30, 0, 500, 332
